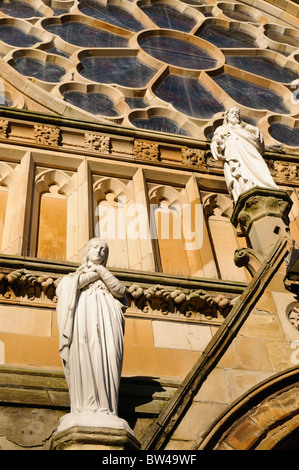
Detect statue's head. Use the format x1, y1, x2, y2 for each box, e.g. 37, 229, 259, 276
84, 238, 109, 267
224, 107, 241, 125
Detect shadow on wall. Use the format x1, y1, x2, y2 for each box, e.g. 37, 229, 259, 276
118, 375, 177, 442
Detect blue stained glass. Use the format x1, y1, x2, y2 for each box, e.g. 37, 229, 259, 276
0, 25, 41, 47
184, 0, 206, 4
45, 22, 128, 47
63, 91, 119, 116
78, 0, 144, 32
265, 29, 299, 48
221, 9, 254, 22
126, 97, 148, 109
197, 24, 256, 48
212, 73, 289, 114
154, 74, 224, 118
226, 55, 298, 83
139, 3, 196, 32
270, 122, 299, 147
44, 46, 69, 58
0, 0, 43, 17
79, 56, 156, 87
52, 8, 69, 16
13, 57, 66, 82
139, 36, 217, 70
132, 116, 190, 135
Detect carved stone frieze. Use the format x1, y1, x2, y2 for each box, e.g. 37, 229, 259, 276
270, 160, 299, 184
181, 147, 207, 169
127, 283, 232, 321
85, 133, 110, 153
134, 140, 160, 161
34, 125, 60, 146
0, 270, 233, 322
0, 119, 9, 139
0, 269, 59, 303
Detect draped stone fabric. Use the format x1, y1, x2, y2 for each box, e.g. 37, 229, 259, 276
56, 239, 129, 432
211, 107, 278, 202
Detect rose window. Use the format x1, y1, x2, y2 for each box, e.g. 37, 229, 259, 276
0, 0, 298, 149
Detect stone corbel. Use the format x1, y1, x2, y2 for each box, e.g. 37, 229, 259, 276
231, 188, 292, 238
234, 247, 265, 277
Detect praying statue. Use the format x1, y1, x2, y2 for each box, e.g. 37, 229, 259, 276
211, 107, 278, 202
55, 238, 131, 433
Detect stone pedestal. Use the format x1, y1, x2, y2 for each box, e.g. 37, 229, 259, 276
231, 187, 292, 259
50, 412, 140, 450
50, 425, 141, 450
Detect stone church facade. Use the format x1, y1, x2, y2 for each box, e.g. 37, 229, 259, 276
0, 0, 298, 450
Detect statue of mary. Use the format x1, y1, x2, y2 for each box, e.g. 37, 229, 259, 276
55, 238, 131, 433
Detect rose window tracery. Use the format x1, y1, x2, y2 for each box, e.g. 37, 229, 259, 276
0, 0, 297, 148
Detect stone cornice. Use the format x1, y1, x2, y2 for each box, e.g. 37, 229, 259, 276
0, 107, 298, 178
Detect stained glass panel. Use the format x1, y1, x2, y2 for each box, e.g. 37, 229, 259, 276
270, 122, 299, 147
79, 56, 156, 87
126, 97, 148, 109
139, 3, 196, 32
0, 0, 43, 18
63, 91, 119, 116
131, 116, 190, 135
220, 9, 255, 22
45, 22, 128, 47
139, 35, 217, 69
0, 26, 41, 47
212, 73, 289, 113
226, 55, 298, 83
154, 74, 224, 118
13, 57, 66, 82
198, 24, 256, 48
78, 0, 145, 32
265, 29, 299, 48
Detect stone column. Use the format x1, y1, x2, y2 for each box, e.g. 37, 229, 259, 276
230, 187, 292, 260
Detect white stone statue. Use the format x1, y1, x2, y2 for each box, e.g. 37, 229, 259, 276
211, 107, 278, 202
56, 238, 131, 433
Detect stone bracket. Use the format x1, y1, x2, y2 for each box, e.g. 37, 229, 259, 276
230, 187, 293, 237
234, 247, 265, 277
